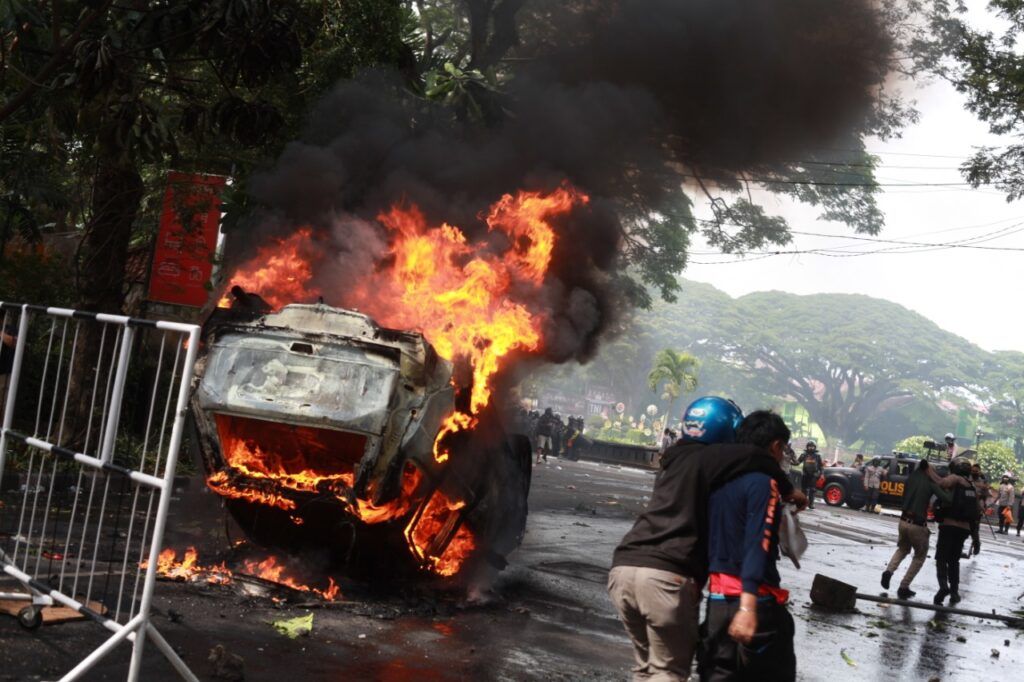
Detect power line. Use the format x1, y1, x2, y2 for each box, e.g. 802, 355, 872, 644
782, 160, 963, 171
683, 173, 973, 188
694, 217, 1024, 250
839, 148, 974, 160
787, 224, 1024, 251
687, 219, 1024, 264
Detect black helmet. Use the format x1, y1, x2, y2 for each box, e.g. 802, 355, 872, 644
805, 440, 817, 451
949, 456, 971, 477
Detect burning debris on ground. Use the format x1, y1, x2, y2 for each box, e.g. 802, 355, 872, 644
141, 546, 340, 603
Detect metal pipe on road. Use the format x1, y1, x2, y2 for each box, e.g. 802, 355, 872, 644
811, 574, 1024, 628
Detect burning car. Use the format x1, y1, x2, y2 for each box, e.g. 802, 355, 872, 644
190, 302, 532, 580
189, 186, 590, 581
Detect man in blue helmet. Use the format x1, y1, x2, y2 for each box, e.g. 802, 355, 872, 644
608, 397, 806, 682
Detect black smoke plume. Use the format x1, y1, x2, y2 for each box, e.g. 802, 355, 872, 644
238, 0, 893, 364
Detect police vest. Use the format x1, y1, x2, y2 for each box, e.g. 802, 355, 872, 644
945, 483, 979, 523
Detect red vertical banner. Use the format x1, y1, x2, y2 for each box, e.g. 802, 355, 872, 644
148, 172, 227, 307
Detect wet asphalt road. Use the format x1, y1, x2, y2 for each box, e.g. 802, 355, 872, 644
2, 457, 1023, 681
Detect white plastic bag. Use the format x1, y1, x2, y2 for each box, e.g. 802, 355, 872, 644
779, 504, 807, 569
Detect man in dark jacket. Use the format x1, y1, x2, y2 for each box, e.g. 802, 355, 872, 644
535, 408, 557, 463
881, 459, 952, 599
700, 410, 797, 681
798, 441, 823, 509
608, 397, 806, 681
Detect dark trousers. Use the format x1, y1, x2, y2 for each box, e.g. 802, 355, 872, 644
1018, 503, 1024, 534
801, 474, 817, 508
998, 505, 1010, 533
865, 487, 879, 511
699, 598, 796, 682
935, 525, 971, 595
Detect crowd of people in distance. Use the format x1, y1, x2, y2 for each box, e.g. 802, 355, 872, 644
512, 407, 586, 464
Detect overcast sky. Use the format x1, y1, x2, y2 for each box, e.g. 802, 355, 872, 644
685, 4, 1024, 354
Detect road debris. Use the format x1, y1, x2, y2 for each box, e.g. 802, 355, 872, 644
273, 613, 314, 639
208, 644, 245, 681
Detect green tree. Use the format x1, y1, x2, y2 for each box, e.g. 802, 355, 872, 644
0, 0, 411, 312
691, 292, 985, 445
647, 349, 699, 426
892, 435, 931, 457
975, 440, 1018, 482
567, 279, 991, 446
985, 351, 1024, 457
923, 1, 1024, 198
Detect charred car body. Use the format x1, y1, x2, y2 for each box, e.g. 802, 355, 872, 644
190, 303, 531, 580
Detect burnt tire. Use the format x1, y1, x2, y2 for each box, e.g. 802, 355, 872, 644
823, 482, 846, 507
466, 433, 531, 566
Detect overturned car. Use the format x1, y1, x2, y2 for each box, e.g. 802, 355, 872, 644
190, 303, 531, 580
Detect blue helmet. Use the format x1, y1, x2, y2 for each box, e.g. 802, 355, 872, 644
680, 396, 743, 444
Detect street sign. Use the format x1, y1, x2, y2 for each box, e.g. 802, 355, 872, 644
148, 172, 226, 307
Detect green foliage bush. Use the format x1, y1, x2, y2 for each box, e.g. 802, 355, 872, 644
975, 441, 1018, 482
891, 435, 930, 457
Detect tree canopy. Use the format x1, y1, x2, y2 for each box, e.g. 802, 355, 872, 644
1, 0, 925, 315
975, 440, 1018, 481
0, 0, 412, 309
923, 0, 1024, 199
893, 435, 931, 457
535, 279, 1019, 452
704, 291, 984, 445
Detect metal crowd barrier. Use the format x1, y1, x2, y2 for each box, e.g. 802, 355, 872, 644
573, 438, 659, 469
0, 303, 200, 681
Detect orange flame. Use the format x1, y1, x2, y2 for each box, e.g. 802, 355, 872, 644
214, 186, 586, 577
207, 426, 420, 524
141, 548, 233, 586
241, 556, 340, 601
142, 547, 340, 600
205, 470, 298, 511
404, 490, 477, 577
351, 186, 587, 465
217, 227, 320, 309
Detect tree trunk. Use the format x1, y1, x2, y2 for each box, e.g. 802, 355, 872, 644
63, 152, 142, 450
78, 155, 143, 312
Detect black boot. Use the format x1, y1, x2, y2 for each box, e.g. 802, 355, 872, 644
949, 591, 961, 605
934, 588, 949, 605
897, 586, 916, 600
881, 571, 892, 590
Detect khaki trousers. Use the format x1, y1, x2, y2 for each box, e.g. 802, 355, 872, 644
608, 565, 700, 682
885, 520, 930, 589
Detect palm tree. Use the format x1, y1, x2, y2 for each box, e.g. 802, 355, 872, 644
647, 349, 700, 427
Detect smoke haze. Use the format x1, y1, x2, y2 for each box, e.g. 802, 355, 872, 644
239, 0, 894, 364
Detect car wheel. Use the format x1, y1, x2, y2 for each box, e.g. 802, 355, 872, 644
824, 482, 846, 507
846, 498, 864, 510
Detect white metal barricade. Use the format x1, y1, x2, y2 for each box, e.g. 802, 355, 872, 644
0, 303, 200, 681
